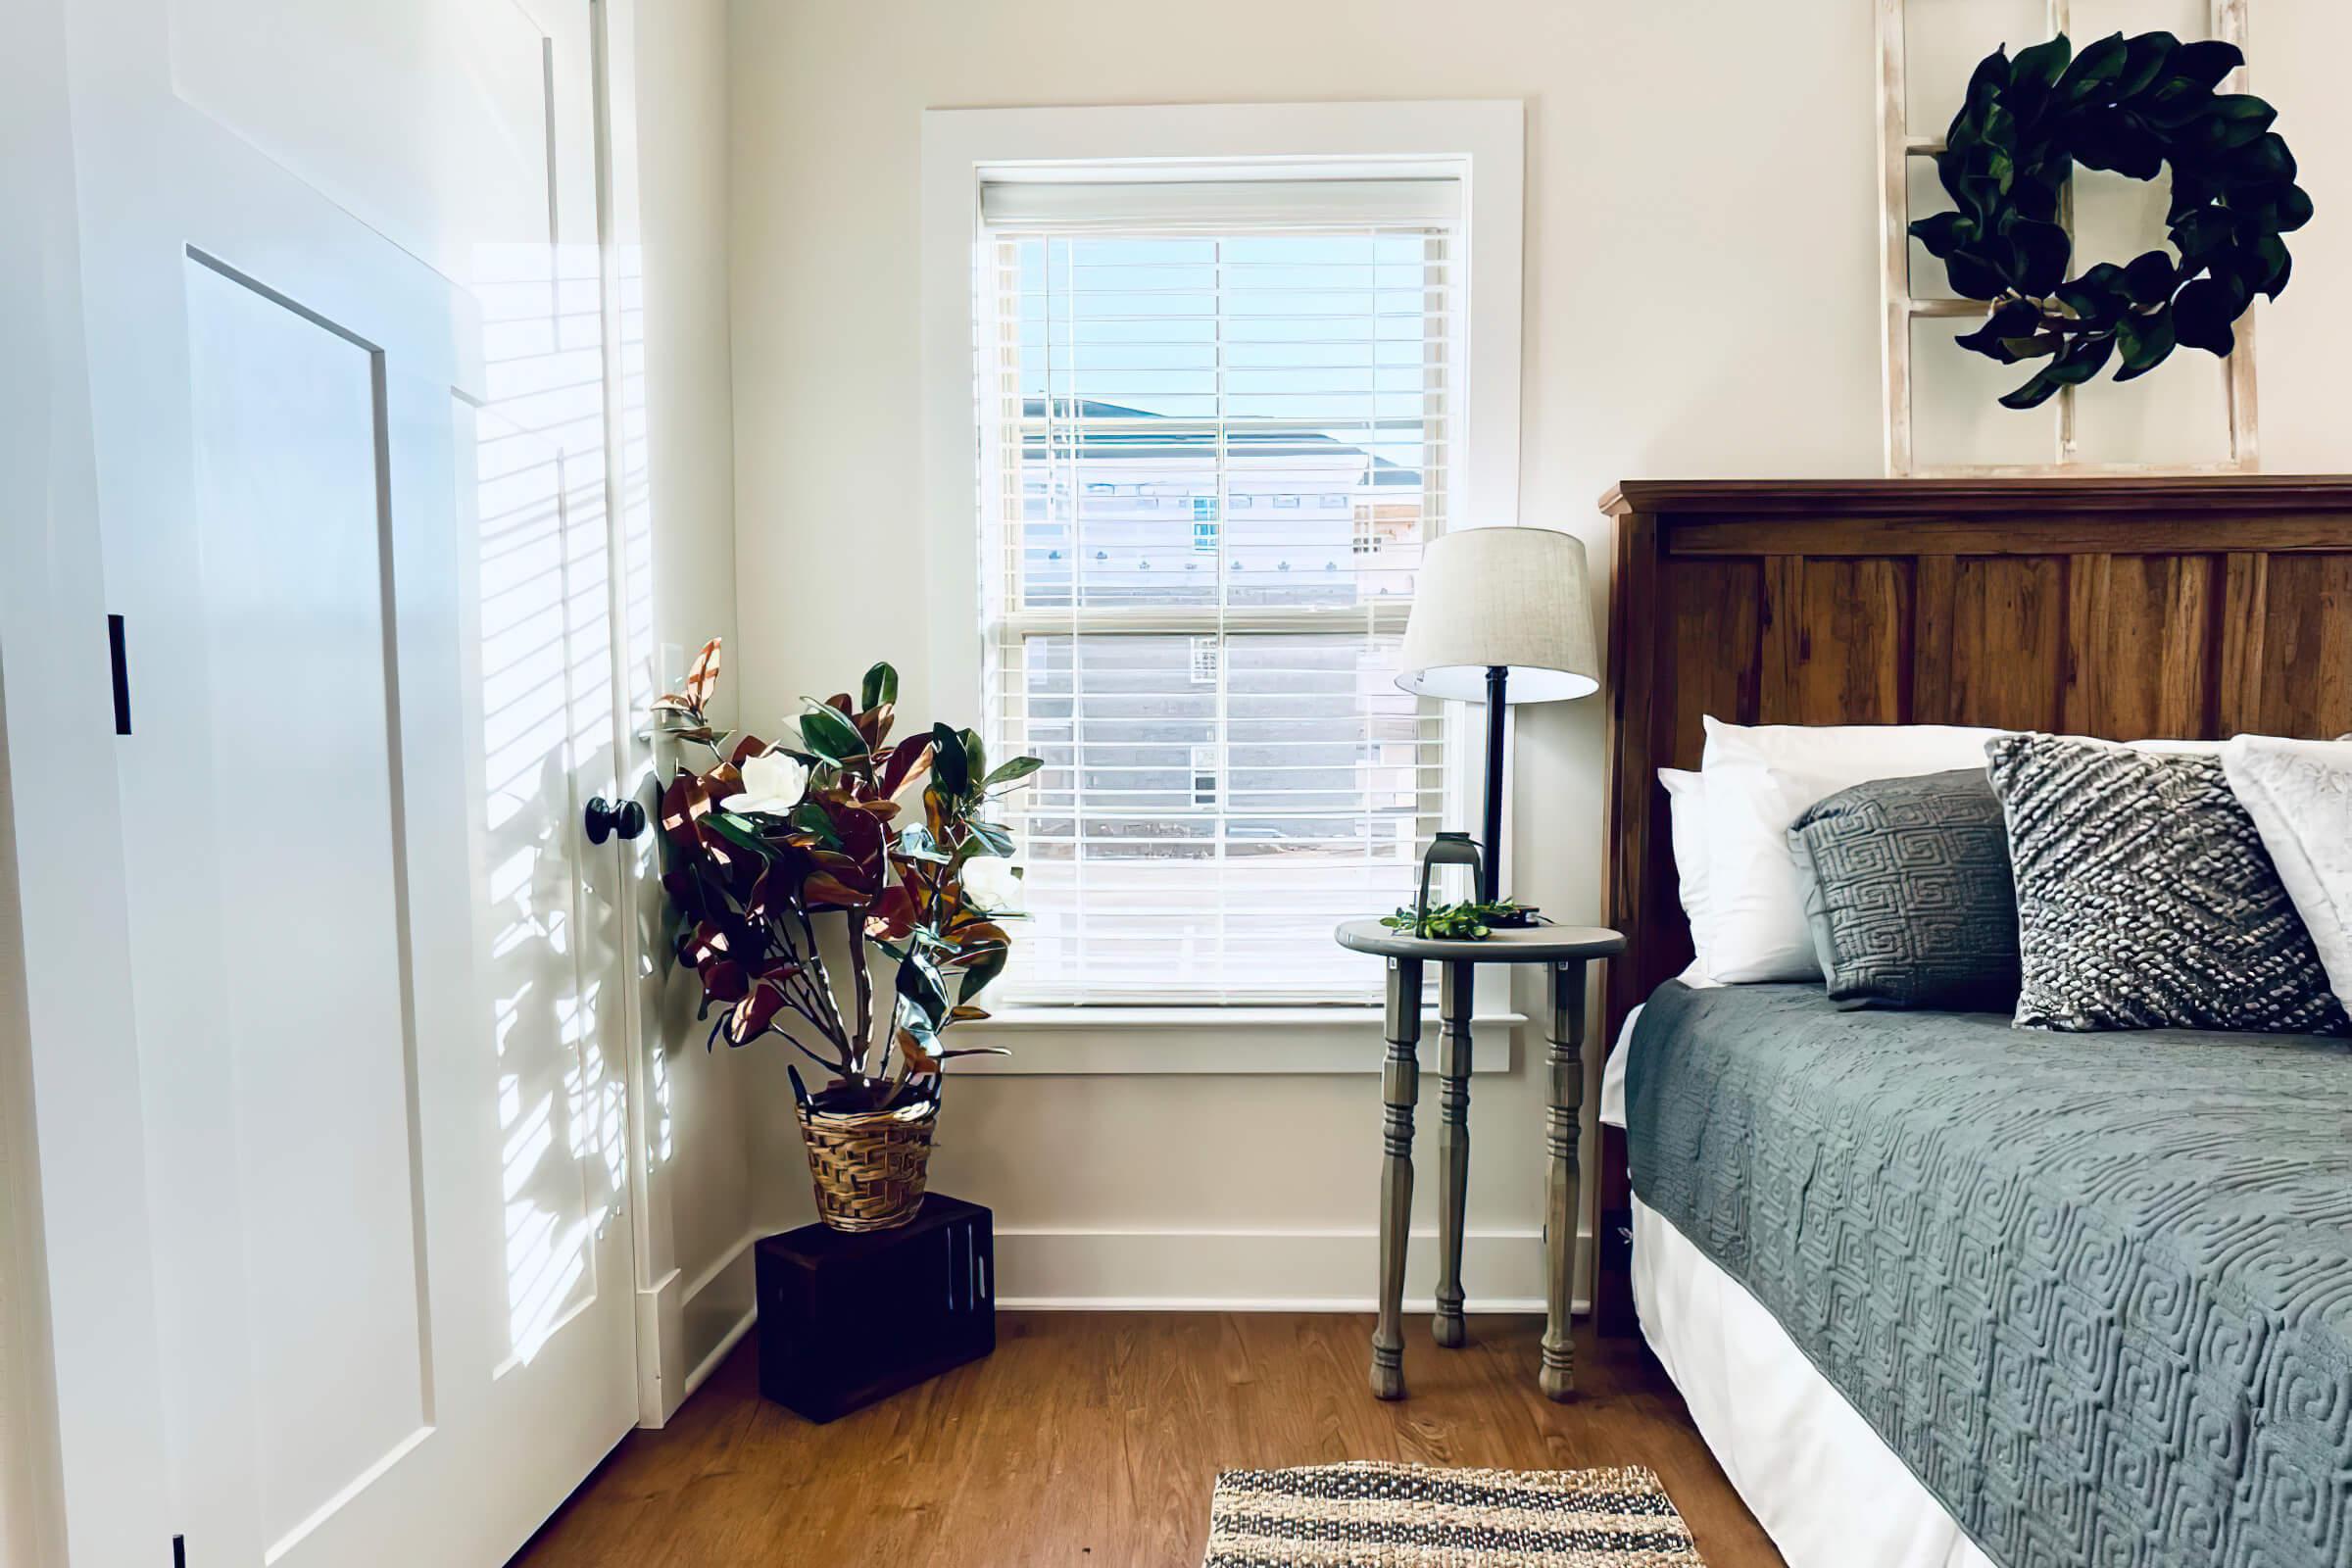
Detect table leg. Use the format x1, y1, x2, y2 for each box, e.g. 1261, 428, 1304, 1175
1370, 956, 1423, 1400
1540, 960, 1588, 1400
1433, 959, 1473, 1348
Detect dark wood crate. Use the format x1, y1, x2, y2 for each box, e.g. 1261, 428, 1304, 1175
755, 1194, 995, 1423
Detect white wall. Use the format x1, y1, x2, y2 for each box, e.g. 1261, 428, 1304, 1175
632, 0, 762, 1389
720, 0, 2352, 1304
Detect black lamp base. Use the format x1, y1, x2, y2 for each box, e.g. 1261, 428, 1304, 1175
1479, 664, 1508, 905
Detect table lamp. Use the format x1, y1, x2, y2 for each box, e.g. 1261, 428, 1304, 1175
1396, 526, 1599, 905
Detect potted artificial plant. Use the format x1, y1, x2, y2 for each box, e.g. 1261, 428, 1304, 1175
652, 639, 1039, 1232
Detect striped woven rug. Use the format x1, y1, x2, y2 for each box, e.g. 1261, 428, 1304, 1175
1203, 1461, 1706, 1567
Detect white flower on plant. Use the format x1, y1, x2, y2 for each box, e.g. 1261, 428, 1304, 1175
720, 750, 809, 815
959, 854, 1024, 914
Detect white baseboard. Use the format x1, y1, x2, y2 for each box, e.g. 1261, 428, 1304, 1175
662, 1230, 760, 1417
650, 1225, 1592, 1418
993, 1225, 1593, 1314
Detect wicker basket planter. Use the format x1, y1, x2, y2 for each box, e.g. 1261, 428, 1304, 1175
798, 1098, 938, 1232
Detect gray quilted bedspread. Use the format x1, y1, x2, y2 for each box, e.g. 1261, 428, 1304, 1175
1626, 982, 2352, 1568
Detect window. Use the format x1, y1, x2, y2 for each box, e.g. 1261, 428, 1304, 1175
926, 102, 1523, 1012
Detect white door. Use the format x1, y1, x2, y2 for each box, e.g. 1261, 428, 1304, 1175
70, 0, 643, 1562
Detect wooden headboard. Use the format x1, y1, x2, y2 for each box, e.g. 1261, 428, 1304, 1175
1591, 474, 2352, 1333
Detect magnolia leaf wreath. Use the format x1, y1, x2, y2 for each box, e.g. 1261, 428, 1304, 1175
1911, 31, 2311, 410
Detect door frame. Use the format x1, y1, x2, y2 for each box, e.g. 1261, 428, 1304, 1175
0, 1, 177, 1562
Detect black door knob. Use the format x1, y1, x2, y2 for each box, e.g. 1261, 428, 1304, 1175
585, 796, 647, 845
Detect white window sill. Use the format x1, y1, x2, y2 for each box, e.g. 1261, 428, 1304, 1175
947, 1007, 1528, 1076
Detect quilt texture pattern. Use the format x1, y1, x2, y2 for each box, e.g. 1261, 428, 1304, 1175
1627, 982, 2352, 1568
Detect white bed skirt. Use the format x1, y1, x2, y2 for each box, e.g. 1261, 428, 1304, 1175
1630, 1199, 1996, 1568
1605, 1009, 1996, 1568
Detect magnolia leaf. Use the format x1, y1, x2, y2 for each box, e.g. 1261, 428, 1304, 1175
1999, 334, 2114, 409
2170, 38, 2243, 90
929, 724, 969, 796
962, 819, 1016, 859
853, 702, 895, 749
896, 950, 951, 1026
2173, 276, 2238, 355
728, 983, 786, 1045
2005, 216, 2071, 295
2120, 248, 2176, 305
2009, 35, 2072, 92
699, 958, 749, 1003
879, 737, 934, 800
682, 919, 732, 966
746, 862, 800, 920
2114, 309, 2178, 379
958, 729, 987, 796
864, 883, 917, 941
948, 1004, 990, 1022
860, 662, 899, 712
802, 870, 865, 908
683, 637, 723, 710
799, 702, 868, 763
932, 1047, 1011, 1062
660, 771, 714, 846
983, 756, 1044, 789
895, 824, 953, 863
897, 1029, 940, 1077
2054, 31, 2128, 103
1907, 212, 1976, 258
704, 812, 774, 859
956, 943, 1008, 1002
790, 802, 842, 849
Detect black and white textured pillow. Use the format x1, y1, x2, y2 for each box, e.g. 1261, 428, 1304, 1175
1789, 768, 2019, 1010
1984, 734, 2350, 1035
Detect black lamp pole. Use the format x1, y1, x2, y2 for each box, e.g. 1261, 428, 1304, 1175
1480, 663, 1507, 904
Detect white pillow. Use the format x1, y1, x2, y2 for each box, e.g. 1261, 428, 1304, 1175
2221, 735, 2352, 1009
1659, 768, 1716, 977
1697, 717, 2009, 982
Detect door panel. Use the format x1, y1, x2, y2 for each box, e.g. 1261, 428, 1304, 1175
183, 254, 437, 1551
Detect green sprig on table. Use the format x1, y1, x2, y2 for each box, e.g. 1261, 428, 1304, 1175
1380, 900, 1541, 941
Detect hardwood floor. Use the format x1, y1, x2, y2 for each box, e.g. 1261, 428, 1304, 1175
511, 1312, 1785, 1567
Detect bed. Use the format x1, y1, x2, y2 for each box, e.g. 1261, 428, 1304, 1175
1590, 477, 2352, 1568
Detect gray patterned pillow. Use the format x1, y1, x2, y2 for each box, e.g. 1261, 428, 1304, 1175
1789, 769, 2019, 1010
1984, 734, 2350, 1035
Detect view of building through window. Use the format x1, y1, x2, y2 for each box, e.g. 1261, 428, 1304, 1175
980, 223, 1456, 1003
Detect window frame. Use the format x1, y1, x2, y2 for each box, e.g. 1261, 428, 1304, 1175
921, 101, 1526, 1068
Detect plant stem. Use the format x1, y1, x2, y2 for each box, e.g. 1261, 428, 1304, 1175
846, 909, 875, 1067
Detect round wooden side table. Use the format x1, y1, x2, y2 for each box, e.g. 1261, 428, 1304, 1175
1334, 920, 1626, 1402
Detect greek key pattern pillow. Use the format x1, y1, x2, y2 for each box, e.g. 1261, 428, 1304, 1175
1789, 768, 2019, 1010
1984, 734, 2350, 1035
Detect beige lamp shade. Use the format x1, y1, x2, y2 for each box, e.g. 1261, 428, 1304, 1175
1396, 526, 1599, 703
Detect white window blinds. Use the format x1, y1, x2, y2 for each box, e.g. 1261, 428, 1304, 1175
973, 172, 1461, 1004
